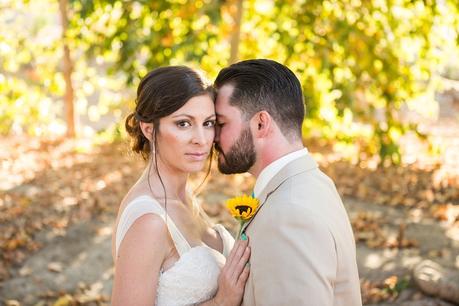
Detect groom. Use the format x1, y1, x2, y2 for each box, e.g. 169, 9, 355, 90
214, 59, 362, 306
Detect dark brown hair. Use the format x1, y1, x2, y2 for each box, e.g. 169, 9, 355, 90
125, 66, 214, 210
215, 59, 304, 139
126, 66, 214, 159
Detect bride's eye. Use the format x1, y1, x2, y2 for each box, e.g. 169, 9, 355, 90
176, 120, 191, 128
204, 120, 216, 128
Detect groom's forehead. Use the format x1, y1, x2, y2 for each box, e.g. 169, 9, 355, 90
216, 84, 246, 120
216, 108, 240, 118
216, 84, 235, 103
215, 104, 243, 121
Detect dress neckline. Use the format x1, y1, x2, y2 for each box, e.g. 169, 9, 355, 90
131, 195, 224, 256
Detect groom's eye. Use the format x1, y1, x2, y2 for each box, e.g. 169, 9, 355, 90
217, 122, 225, 127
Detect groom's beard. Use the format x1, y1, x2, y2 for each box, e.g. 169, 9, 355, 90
216, 127, 256, 174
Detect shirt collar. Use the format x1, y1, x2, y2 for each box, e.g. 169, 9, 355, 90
253, 148, 309, 197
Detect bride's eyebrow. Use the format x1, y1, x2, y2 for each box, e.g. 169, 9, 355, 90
171, 114, 216, 120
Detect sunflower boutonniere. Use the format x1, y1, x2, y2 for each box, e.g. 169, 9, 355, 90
225, 194, 260, 238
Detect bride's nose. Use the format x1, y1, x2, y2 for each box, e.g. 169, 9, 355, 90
191, 126, 207, 145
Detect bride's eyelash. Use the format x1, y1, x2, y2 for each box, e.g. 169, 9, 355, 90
176, 120, 191, 128
204, 120, 216, 127
175, 119, 216, 128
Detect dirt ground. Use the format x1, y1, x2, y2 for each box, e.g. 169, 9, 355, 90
0, 192, 458, 305
1, 92, 458, 305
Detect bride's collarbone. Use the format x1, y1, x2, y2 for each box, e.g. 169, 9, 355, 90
140, 196, 218, 251
170, 216, 219, 250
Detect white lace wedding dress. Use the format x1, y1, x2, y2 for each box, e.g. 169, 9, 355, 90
115, 195, 235, 306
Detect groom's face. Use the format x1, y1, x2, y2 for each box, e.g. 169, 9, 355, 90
215, 84, 256, 174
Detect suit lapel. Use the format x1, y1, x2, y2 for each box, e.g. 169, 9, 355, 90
241, 154, 318, 233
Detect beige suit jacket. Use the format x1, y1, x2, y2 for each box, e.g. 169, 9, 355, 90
241, 154, 362, 306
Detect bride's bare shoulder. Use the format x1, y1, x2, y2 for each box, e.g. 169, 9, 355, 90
117, 183, 152, 213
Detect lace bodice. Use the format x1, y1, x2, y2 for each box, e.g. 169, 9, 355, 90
115, 195, 235, 306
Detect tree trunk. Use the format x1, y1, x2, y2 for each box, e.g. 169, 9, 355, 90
229, 0, 243, 65
58, 0, 76, 137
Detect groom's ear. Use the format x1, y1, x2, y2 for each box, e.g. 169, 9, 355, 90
251, 111, 271, 138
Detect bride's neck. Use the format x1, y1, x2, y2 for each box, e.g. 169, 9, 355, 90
141, 160, 189, 203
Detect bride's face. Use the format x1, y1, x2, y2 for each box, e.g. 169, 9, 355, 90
156, 94, 216, 174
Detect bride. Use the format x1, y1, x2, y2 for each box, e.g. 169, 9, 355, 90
111, 66, 250, 306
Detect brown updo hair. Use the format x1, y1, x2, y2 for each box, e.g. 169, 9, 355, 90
125, 66, 214, 160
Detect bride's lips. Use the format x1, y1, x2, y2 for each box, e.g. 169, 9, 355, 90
185, 152, 208, 161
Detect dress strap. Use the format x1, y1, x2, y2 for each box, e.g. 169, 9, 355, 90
213, 224, 235, 258
115, 195, 191, 257
160, 206, 192, 256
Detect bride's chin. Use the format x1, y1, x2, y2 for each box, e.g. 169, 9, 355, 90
184, 162, 207, 173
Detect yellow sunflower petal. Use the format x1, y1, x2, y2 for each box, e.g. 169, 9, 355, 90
225, 194, 260, 220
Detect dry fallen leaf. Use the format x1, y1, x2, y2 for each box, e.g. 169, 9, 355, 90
1, 133, 458, 305
48, 262, 63, 273
53, 294, 74, 306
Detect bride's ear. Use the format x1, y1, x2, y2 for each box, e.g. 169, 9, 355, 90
139, 122, 155, 142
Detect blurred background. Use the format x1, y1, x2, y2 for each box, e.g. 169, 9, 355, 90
1, 0, 459, 305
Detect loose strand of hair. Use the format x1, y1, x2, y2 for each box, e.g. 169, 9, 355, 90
193, 148, 214, 195
153, 129, 168, 224
146, 128, 168, 225
193, 149, 214, 226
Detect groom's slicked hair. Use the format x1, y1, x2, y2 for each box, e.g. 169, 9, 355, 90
215, 59, 305, 139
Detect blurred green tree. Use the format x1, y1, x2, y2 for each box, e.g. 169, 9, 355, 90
1, 0, 458, 164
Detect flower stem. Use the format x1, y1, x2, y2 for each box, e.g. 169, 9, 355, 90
237, 220, 245, 238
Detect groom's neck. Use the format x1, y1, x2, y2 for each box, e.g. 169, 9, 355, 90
249, 138, 304, 178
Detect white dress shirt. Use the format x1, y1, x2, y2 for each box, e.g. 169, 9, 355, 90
253, 148, 309, 197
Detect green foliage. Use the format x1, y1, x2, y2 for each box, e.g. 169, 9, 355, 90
1, 0, 459, 164
0, 0, 65, 135
384, 275, 410, 296
70, 0, 225, 83
237, 0, 458, 163
0, 0, 132, 136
